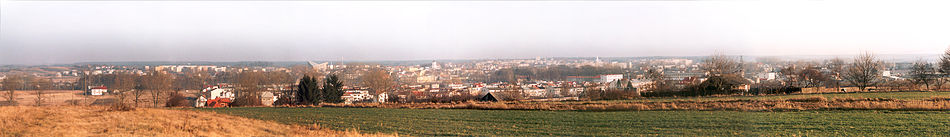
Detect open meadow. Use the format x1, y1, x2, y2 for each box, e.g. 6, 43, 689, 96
192, 91, 950, 136
322, 91, 950, 111
196, 107, 950, 136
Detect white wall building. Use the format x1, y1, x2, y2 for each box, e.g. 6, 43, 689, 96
89, 86, 107, 96
600, 74, 624, 83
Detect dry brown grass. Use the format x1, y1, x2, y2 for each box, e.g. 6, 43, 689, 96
321, 97, 950, 111
0, 106, 393, 137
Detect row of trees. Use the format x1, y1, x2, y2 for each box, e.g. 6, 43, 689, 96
905, 49, 950, 91
642, 51, 912, 97
769, 50, 950, 93
1, 74, 53, 106
99, 71, 174, 108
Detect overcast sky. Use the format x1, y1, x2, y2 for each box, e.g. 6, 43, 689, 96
1, 1, 949, 65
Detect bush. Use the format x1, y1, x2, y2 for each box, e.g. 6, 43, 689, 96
231, 94, 262, 106
785, 97, 828, 102
410, 94, 475, 103
749, 87, 801, 95
109, 102, 136, 111
640, 89, 743, 97
585, 89, 638, 100
273, 95, 295, 106
165, 93, 191, 107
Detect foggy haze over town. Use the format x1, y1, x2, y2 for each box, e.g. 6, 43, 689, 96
2, 1, 950, 65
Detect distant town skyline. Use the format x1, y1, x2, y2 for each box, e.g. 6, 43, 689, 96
2, 1, 950, 65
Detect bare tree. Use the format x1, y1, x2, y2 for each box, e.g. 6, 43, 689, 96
34, 78, 53, 106
111, 73, 138, 107
938, 48, 950, 90
646, 68, 669, 92
799, 67, 829, 88
910, 60, 936, 90
559, 82, 574, 97
843, 52, 883, 92
2, 74, 25, 105
779, 66, 799, 87
826, 57, 846, 89
234, 71, 264, 106
699, 53, 745, 93
360, 67, 394, 97
782, 65, 828, 88
143, 71, 173, 107
701, 53, 741, 76
263, 71, 293, 88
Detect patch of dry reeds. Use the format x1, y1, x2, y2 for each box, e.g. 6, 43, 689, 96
0, 106, 392, 137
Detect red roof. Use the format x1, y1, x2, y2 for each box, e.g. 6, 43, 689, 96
92, 86, 108, 89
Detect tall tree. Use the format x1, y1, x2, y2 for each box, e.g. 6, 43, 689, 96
826, 57, 847, 89
322, 74, 345, 103
843, 52, 882, 91
143, 71, 173, 107
2, 74, 25, 105
779, 66, 799, 87
296, 75, 321, 105
701, 53, 741, 76
646, 68, 669, 92
799, 66, 829, 88
360, 67, 394, 98
699, 53, 745, 94
234, 71, 264, 106
111, 73, 138, 106
910, 60, 936, 90
177, 71, 210, 92
938, 48, 950, 90
33, 78, 53, 106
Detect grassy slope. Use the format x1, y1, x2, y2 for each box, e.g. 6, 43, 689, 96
197, 107, 950, 136
0, 106, 384, 137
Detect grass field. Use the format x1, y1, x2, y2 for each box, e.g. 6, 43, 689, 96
616, 91, 950, 102
196, 107, 950, 136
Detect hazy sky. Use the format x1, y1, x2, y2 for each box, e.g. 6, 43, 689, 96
2, 1, 949, 65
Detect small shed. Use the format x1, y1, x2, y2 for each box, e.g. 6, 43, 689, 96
477, 92, 506, 102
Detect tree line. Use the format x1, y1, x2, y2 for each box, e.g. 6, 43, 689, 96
1, 74, 53, 106
643, 49, 950, 97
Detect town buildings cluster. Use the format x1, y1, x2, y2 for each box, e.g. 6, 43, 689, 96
0, 55, 931, 105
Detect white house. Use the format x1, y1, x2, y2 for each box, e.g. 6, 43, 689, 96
207, 87, 234, 100
343, 90, 372, 103
89, 86, 107, 96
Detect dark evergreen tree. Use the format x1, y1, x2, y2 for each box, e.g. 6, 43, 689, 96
322, 74, 345, 103
296, 75, 321, 105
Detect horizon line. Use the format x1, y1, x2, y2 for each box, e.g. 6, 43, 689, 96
1, 53, 941, 66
